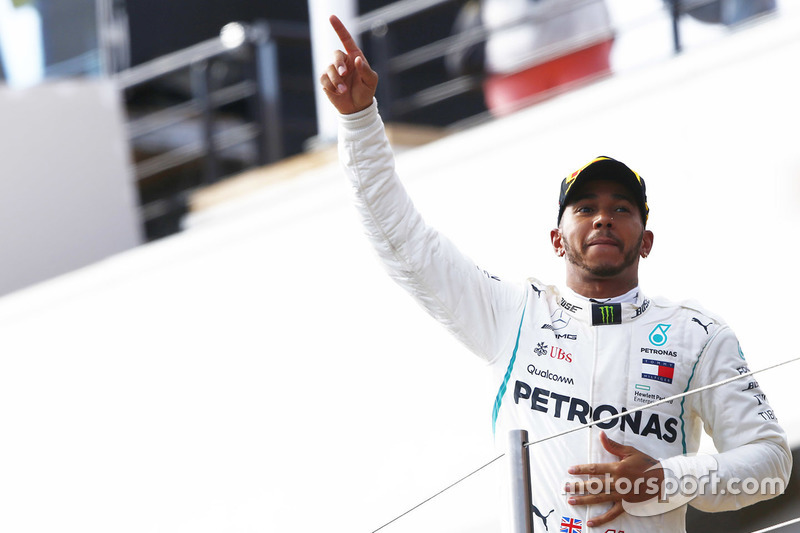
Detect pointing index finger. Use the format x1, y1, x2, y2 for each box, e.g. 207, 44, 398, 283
329, 15, 362, 56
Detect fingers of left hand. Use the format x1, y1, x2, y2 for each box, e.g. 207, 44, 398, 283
586, 501, 625, 528
600, 431, 630, 455
565, 475, 627, 496
567, 490, 618, 506
566, 478, 611, 495
568, 462, 615, 476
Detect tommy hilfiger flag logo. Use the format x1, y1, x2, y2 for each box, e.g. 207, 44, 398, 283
641, 358, 675, 384
560, 516, 582, 533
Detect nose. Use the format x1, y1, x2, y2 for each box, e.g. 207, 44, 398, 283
594, 210, 613, 228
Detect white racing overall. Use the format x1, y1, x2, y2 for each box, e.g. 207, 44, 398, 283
338, 101, 791, 532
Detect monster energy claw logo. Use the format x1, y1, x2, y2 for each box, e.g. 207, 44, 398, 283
591, 303, 621, 325
599, 305, 614, 323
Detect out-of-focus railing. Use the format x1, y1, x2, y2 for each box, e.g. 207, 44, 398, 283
114, 20, 309, 238
347, 0, 777, 123
111, 0, 775, 239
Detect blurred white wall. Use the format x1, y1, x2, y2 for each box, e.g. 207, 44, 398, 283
0, 8, 798, 533
0, 80, 142, 297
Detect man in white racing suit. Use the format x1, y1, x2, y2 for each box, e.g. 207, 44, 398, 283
319, 16, 792, 532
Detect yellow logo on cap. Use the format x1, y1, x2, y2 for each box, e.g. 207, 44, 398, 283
565, 157, 648, 223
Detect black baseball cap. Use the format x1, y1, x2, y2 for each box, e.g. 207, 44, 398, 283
557, 156, 649, 225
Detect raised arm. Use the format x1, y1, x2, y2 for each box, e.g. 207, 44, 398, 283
319, 15, 379, 115
319, 16, 527, 362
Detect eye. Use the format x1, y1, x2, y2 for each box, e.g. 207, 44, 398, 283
576, 205, 593, 214
615, 206, 631, 213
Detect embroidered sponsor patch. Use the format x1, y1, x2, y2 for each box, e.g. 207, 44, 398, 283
591, 303, 621, 325
560, 516, 582, 533
641, 358, 674, 384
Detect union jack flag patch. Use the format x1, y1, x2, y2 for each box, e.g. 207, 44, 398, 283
560, 516, 582, 533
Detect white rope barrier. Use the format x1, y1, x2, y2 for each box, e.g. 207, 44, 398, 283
369, 452, 506, 533
750, 516, 800, 533
368, 355, 800, 533
526, 355, 800, 448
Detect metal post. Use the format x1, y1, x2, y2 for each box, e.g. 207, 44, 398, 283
96, 0, 130, 75
252, 22, 284, 164
508, 429, 533, 533
96, 0, 113, 75
369, 22, 393, 121
668, 0, 683, 54
190, 59, 218, 184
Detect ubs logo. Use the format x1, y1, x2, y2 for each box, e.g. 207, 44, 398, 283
549, 346, 573, 363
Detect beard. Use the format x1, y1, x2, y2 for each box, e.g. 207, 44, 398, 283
563, 230, 644, 278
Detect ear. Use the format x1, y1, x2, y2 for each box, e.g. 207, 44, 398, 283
551, 228, 565, 257
640, 229, 654, 258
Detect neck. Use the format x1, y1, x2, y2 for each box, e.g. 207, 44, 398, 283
565, 274, 639, 300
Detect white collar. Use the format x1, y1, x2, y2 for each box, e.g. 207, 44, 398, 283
557, 286, 650, 326
580, 286, 641, 305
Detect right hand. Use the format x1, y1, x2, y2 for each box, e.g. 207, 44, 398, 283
319, 15, 379, 115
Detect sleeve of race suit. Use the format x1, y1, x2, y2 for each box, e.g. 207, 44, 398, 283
662, 327, 792, 512
337, 100, 527, 363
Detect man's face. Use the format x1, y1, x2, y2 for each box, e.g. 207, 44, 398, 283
552, 180, 653, 280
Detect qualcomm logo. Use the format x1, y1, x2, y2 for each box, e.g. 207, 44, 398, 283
649, 324, 671, 346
